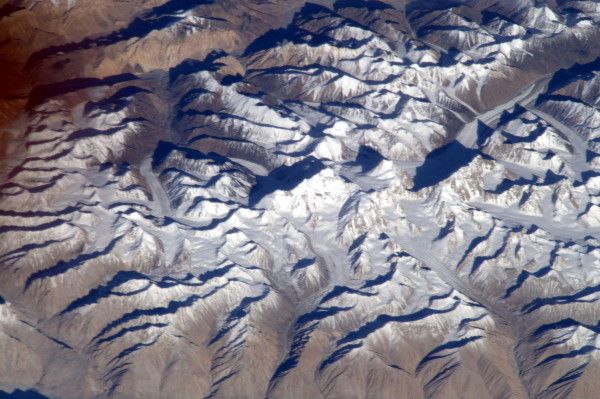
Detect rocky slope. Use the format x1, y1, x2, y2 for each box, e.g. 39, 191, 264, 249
2, 0, 600, 398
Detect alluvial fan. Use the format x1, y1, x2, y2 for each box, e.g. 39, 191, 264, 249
2, 0, 600, 398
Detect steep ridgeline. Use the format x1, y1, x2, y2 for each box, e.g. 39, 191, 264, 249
2, 1, 600, 398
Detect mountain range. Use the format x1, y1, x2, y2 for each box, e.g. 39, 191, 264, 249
2, 0, 600, 398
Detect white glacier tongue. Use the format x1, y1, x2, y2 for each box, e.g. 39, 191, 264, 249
139, 155, 173, 218
2, 1, 600, 398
